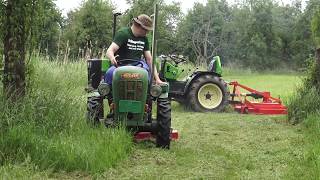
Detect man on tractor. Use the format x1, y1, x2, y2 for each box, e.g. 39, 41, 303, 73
104, 14, 163, 85
87, 8, 174, 149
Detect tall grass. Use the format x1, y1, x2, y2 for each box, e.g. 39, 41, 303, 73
0, 58, 132, 174
288, 86, 320, 124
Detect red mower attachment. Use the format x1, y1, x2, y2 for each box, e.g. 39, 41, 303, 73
134, 130, 179, 142
229, 81, 287, 115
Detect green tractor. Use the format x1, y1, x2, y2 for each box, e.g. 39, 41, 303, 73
86, 5, 174, 149
86, 59, 172, 148
159, 55, 229, 112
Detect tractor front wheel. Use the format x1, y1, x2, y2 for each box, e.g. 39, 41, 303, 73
187, 75, 229, 112
156, 98, 171, 149
87, 96, 104, 126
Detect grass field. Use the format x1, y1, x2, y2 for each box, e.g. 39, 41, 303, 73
0, 60, 314, 179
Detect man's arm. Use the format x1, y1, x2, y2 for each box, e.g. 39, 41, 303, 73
106, 42, 120, 66
144, 50, 164, 84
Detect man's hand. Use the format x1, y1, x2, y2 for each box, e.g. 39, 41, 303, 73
155, 78, 165, 84
106, 42, 120, 67
110, 57, 118, 66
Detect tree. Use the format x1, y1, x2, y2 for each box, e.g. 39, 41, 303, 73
240, 0, 279, 69
221, 3, 253, 65
2, 0, 35, 99
311, 8, 320, 88
0, 0, 4, 68
63, 0, 114, 60
27, 0, 63, 59
123, 0, 182, 55
272, 3, 302, 65
312, 10, 320, 49
177, 0, 230, 65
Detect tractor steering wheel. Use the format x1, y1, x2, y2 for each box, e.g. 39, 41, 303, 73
169, 55, 187, 65
116, 58, 144, 67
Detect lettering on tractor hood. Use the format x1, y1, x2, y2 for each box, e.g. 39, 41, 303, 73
121, 73, 142, 80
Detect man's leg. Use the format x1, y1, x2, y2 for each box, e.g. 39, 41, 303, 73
104, 66, 116, 110
138, 60, 151, 81
104, 66, 116, 85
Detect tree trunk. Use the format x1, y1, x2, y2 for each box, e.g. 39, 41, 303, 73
316, 48, 320, 66
316, 48, 320, 88
3, 1, 30, 100
56, 29, 61, 61
63, 40, 69, 64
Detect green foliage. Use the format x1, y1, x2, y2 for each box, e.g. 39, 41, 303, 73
27, 0, 63, 58
122, 0, 182, 54
243, 0, 278, 69
272, 2, 303, 67
0, 58, 132, 174
288, 58, 320, 124
289, 3, 320, 124
63, 0, 114, 59
176, 0, 229, 64
0, 1, 4, 68
311, 9, 320, 48
175, 0, 319, 70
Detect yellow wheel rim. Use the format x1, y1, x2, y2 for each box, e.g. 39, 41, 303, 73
197, 83, 223, 109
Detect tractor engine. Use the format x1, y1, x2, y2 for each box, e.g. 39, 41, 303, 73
112, 66, 149, 126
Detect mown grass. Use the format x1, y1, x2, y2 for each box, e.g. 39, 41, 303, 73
0, 58, 132, 175
302, 113, 320, 178
99, 107, 305, 179
286, 113, 320, 179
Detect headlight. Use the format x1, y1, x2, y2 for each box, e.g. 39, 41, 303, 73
98, 83, 110, 96
150, 84, 162, 97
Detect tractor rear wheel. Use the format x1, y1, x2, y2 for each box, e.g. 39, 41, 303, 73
156, 98, 171, 149
87, 96, 104, 126
187, 74, 229, 112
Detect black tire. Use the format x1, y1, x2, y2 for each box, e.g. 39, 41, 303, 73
87, 96, 104, 126
156, 98, 171, 149
187, 74, 229, 112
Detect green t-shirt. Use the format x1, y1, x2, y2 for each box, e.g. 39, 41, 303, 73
113, 27, 150, 61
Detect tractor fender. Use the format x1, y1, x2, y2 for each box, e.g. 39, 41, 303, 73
183, 71, 222, 95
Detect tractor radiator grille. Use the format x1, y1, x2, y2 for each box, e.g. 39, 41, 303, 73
118, 80, 143, 100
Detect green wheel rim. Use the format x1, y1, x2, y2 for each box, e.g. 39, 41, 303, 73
197, 83, 223, 109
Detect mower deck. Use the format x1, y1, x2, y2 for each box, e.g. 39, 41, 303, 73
134, 130, 179, 142
229, 81, 287, 115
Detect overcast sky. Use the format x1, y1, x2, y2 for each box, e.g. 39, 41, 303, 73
54, 0, 302, 17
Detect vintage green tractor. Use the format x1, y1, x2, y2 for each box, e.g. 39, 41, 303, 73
86, 59, 174, 148
86, 5, 176, 149
159, 55, 229, 112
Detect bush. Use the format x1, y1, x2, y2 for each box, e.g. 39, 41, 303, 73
288, 58, 320, 124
